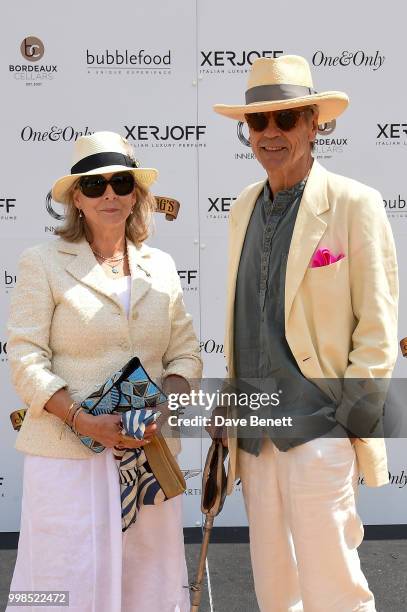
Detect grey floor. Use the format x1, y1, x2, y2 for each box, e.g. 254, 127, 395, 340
1, 540, 406, 611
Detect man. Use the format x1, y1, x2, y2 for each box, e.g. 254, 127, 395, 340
212, 55, 398, 611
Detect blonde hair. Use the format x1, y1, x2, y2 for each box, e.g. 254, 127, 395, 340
54, 178, 156, 245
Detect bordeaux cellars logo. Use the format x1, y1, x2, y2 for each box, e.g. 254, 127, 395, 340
86, 48, 172, 75
314, 120, 348, 159
20, 125, 94, 142
312, 50, 385, 71
123, 124, 207, 148
0, 198, 17, 221
200, 49, 284, 74
207, 196, 236, 220
376, 123, 407, 147
9, 37, 58, 85
177, 270, 198, 292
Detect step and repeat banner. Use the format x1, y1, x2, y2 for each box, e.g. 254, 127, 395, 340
0, 1, 406, 531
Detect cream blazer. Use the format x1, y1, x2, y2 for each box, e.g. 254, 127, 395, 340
7, 237, 202, 459
225, 161, 398, 491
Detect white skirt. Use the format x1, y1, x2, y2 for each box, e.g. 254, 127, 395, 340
6, 450, 190, 612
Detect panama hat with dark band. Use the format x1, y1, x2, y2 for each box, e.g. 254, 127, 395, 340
52, 131, 158, 205
213, 55, 349, 124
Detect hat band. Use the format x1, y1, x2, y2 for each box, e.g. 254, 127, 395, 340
71, 152, 137, 174
245, 84, 317, 105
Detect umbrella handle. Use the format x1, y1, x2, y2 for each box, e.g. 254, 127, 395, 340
189, 515, 215, 611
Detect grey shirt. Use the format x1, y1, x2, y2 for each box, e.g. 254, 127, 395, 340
234, 178, 337, 455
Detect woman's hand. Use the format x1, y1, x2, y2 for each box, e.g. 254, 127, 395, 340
75, 412, 157, 449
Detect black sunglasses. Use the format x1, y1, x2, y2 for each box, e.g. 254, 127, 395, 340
245, 108, 310, 133
78, 172, 135, 198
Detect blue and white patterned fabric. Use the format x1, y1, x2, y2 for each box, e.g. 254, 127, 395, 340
114, 408, 167, 531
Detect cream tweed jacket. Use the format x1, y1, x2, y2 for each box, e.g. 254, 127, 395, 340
7, 237, 202, 459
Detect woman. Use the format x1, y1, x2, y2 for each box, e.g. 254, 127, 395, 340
6, 131, 202, 612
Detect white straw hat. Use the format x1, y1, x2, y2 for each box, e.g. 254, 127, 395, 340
52, 131, 158, 204
213, 55, 349, 124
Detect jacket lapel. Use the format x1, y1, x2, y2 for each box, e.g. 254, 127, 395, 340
126, 240, 153, 313
285, 161, 329, 326
59, 238, 153, 313
60, 239, 123, 309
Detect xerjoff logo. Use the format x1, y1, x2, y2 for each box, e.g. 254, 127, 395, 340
124, 125, 206, 148
207, 197, 236, 220
0, 198, 17, 221
200, 49, 283, 74
10, 37, 57, 85
177, 270, 198, 291
383, 194, 407, 219
376, 123, 407, 146
312, 50, 385, 71
87, 49, 172, 75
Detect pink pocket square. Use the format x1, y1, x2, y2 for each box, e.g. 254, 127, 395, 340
311, 248, 345, 268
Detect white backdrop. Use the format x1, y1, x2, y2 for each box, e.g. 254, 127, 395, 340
1, 0, 406, 531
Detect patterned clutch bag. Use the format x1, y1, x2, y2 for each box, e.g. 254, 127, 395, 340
78, 356, 167, 452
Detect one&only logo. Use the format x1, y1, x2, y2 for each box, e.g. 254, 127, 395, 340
3, 270, 16, 294
86, 48, 172, 76
20, 125, 94, 143
177, 269, 198, 292
0, 198, 17, 222
123, 124, 207, 148
383, 194, 407, 220
207, 196, 236, 220
0, 340, 8, 363
9, 37, 58, 85
376, 123, 407, 147
200, 49, 284, 75
199, 339, 224, 355
312, 50, 385, 71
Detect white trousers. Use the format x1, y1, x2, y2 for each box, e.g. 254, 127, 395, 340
239, 433, 376, 612
6, 450, 190, 612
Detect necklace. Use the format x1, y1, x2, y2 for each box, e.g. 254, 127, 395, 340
91, 248, 127, 275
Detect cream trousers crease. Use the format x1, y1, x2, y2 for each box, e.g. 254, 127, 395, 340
6, 449, 190, 612
238, 433, 376, 612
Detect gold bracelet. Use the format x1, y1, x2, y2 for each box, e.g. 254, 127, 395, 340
72, 406, 85, 435
59, 401, 78, 440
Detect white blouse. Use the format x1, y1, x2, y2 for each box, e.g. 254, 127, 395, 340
110, 275, 131, 316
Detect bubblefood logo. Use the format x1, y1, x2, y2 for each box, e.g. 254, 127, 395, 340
86, 48, 171, 70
